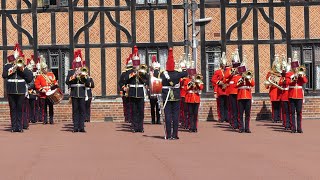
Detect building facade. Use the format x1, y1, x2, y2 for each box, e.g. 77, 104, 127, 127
1, 0, 320, 99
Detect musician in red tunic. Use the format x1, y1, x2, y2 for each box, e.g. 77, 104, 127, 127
235, 58, 255, 133
279, 57, 291, 130
185, 70, 204, 132
34, 58, 58, 124
224, 51, 241, 129
211, 52, 228, 123
265, 55, 282, 123
287, 52, 308, 133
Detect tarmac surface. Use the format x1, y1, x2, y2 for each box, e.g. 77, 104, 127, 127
0, 120, 319, 180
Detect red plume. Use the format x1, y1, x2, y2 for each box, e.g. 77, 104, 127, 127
166, 48, 175, 71
152, 55, 157, 63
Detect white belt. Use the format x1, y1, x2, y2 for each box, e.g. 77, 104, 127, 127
282, 88, 289, 90
129, 84, 144, 88
163, 84, 180, 89
86, 87, 91, 90
187, 90, 199, 94
238, 86, 251, 89
7, 79, 25, 83
71, 84, 85, 87
289, 86, 302, 89
229, 81, 234, 84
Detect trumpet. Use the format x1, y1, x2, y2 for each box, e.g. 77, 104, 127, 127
291, 65, 306, 81
138, 64, 148, 76
242, 70, 253, 80
12, 57, 25, 72
188, 74, 203, 88
75, 66, 89, 79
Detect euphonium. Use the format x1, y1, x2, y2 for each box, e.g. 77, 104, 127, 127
242, 70, 253, 80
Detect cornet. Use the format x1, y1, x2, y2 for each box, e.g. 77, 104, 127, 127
12, 57, 25, 72
291, 65, 306, 81
242, 70, 253, 80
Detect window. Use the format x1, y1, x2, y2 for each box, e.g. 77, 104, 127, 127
291, 44, 320, 91
38, 0, 68, 8
138, 47, 168, 71
136, 0, 167, 5
206, 46, 221, 92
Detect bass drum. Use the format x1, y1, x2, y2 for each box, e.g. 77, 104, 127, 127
150, 76, 162, 96
46, 88, 64, 105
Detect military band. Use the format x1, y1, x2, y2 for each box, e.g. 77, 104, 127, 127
2, 45, 310, 136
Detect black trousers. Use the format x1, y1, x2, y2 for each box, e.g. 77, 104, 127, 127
28, 98, 37, 123
272, 101, 281, 122
281, 101, 290, 128
289, 98, 303, 131
72, 97, 86, 130
219, 95, 228, 122
131, 98, 144, 131
122, 96, 132, 123
164, 101, 180, 138
238, 99, 251, 131
187, 103, 199, 131
150, 97, 160, 124
8, 94, 25, 130
40, 98, 54, 123
85, 98, 92, 122
180, 97, 189, 128
34, 99, 42, 122
22, 98, 29, 128
229, 94, 238, 128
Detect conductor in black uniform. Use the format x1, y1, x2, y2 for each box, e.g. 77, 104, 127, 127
66, 50, 89, 132
124, 46, 149, 133
160, 48, 188, 140
2, 52, 33, 132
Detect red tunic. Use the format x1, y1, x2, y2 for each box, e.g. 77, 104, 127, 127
278, 73, 290, 101
180, 77, 188, 98
35, 72, 57, 98
235, 76, 255, 100
265, 72, 281, 102
224, 67, 239, 95
184, 78, 204, 103
287, 71, 308, 99
211, 68, 227, 96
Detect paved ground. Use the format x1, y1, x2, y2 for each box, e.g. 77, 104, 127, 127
0, 120, 319, 180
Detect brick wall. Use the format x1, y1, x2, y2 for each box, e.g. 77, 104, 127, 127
1, 97, 319, 122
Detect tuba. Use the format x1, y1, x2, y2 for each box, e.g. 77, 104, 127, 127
264, 72, 284, 90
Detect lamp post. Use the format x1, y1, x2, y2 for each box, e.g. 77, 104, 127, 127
184, 0, 212, 69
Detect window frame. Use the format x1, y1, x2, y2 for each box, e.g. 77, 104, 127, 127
291, 43, 320, 92
205, 46, 221, 93
135, 0, 167, 6
137, 47, 168, 71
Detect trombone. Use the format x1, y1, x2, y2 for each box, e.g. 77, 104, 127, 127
12, 57, 25, 73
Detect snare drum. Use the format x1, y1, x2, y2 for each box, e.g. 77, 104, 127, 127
46, 88, 63, 105
150, 76, 162, 96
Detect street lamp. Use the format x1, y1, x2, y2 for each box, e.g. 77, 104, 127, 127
184, 0, 212, 69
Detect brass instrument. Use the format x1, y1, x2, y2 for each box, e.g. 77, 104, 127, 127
138, 64, 148, 76
188, 74, 203, 88
80, 66, 89, 78
12, 57, 25, 72
231, 67, 237, 75
237, 70, 253, 86
291, 65, 306, 81
242, 70, 253, 80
